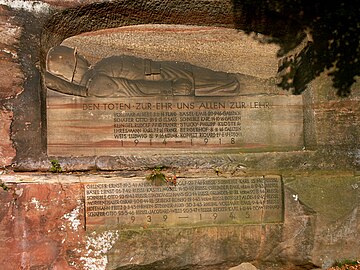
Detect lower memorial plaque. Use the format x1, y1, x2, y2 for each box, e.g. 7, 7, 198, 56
84, 176, 283, 228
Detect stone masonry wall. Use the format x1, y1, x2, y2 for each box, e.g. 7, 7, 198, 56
0, 1, 359, 270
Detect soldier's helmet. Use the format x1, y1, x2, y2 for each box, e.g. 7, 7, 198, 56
46, 45, 90, 84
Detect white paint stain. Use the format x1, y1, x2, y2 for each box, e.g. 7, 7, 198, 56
292, 194, 299, 201
62, 204, 81, 231
80, 230, 119, 270
0, 0, 51, 13
30, 197, 45, 210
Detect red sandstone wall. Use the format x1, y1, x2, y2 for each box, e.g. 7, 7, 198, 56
0, 183, 84, 270
0, 5, 23, 167
0, 1, 359, 270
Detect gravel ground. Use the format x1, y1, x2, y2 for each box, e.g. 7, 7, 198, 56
328, 262, 360, 270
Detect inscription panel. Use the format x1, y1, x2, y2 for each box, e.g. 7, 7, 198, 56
47, 93, 303, 155
84, 176, 283, 228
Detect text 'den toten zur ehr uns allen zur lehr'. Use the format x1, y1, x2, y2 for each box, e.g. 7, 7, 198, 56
47, 96, 304, 155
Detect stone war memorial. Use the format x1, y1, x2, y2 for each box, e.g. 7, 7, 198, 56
0, 1, 359, 270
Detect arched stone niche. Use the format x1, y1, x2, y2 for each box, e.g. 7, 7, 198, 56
36, 1, 317, 170
44, 24, 308, 157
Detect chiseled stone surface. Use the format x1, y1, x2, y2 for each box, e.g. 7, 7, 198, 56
0, 110, 15, 166
0, 54, 24, 99
0, 6, 24, 99
63, 25, 280, 78
311, 73, 360, 148
315, 98, 360, 147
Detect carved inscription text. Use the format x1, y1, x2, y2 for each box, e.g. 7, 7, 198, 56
84, 176, 283, 228
47, 94, 304, 155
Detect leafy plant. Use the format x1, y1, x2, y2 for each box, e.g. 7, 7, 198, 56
50, 159, 62, 173
146, 167, 167, 186
146, 167, 177, 187
0, 181, 9, 191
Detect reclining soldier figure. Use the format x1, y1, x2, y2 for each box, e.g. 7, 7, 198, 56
45, 45, 242, 97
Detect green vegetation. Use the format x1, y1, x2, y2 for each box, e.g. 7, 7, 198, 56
50, 159, 62, 173
0, 181, 9, 191
146, 167, 177, 187
334, 259, 360, 268
146, 167, 167, 186
233, 0, 360, 97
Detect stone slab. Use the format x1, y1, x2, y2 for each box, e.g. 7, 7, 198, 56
47, 91, 304, 156
84, 176, 283, 228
